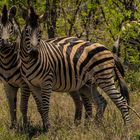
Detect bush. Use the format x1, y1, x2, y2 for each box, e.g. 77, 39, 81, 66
121, 21, 140, 68
125, 70, 140, 92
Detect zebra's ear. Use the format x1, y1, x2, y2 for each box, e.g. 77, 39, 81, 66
28, 6, 39, 28
1, 4, 8, 25
9, 6, 17, 19
21, 9, 29, 22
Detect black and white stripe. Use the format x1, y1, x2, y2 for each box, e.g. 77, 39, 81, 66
0, 5, 31, 128
20, 7, 130, 131
47, 37, 109, 122
0, 5, 98, 127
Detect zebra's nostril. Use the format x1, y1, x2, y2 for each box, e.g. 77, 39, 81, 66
1, 39, 9, 46
1, 39, 5, 46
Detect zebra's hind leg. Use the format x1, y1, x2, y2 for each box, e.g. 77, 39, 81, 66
20, 83, 30, 128
79, 84, 108, 125
69, 92, 83, 125
97, 77, 130, 125
80, 94, 93, 120
91, 85, 107, 123
4, 83, 18, 129
79, 86, 93, 121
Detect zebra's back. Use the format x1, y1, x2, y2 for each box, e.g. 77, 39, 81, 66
23, 37, 114, 92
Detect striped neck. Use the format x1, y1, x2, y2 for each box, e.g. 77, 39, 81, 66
0, 36, 20, 56
0, 41, 20, 70
20, 28, 39, 63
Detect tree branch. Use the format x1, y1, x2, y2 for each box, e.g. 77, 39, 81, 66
68, 0, 82, 36
97, 1, 115, 41
127, 104, 140, 120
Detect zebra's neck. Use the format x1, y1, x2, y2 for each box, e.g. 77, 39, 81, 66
0, 44, 20, 69
20, 30, 36, 61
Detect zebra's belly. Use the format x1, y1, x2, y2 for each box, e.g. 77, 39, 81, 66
22, 73, 83, 92
21, 67, 93, 92
22, 75, 42, 88
52, 77, 88, 92
1, 77, 23, 87
52, 69, 95, 92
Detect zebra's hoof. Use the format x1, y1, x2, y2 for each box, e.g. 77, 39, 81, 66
9, 123, 17, 130
43, 123, 50, 133
74, 120, 81, 126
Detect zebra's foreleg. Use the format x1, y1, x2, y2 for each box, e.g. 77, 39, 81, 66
29, 86, 43, 119
20, 83, 30, 127
79, 86, 93, 120
69, 92, 83, 125
4, 83, 18, 129
91, 85, 107, 123
40, 78, 53, 132
80, 94, 93, 120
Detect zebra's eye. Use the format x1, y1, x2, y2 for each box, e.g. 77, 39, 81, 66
39, 30, 42, 34
25, 28, 29, 32
25, 26, 29, 31
11, 25, 14, 31
38, 38, 41, 42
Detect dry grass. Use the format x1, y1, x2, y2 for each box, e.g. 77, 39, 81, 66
0, 82, 140, 140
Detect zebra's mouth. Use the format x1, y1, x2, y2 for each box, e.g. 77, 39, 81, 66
0, 41, 14, 52
28, 47, 39, 59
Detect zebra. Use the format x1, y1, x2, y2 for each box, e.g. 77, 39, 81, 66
46, 36, 127, 123
19, 7, 130, 132
0, 5, 107, 127
0, 5, 31, 129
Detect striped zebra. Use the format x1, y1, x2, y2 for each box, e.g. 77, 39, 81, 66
0, 5, 31, 129
47, 38, 109, 122
0, 5, 107, 127
19, 7, 130, 132
47, 37, 129, 123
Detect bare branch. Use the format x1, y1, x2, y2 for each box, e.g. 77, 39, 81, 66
97, 1, 115, 41
73, 26, 83, 38
127, 104, 140, 120
68, 0, 83, 36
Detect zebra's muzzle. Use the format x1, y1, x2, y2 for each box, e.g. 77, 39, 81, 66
0, 39, 12, 49
1, 39, 8, 47
28, 47, 39, 59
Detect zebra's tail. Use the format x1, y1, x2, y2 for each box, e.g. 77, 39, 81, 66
113, 54, 125, 77
114, 60, 130, 105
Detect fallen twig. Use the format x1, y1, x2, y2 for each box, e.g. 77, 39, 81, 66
127, 104, 140, 120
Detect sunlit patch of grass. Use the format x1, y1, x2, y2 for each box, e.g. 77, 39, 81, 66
0, 82, 140, 139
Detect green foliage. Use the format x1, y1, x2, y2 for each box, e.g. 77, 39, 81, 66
0, 0, 139, 85
135, 133, 140, 140
121, 21, 140, 66
125, 70, 140, 91
0, 1, 139, 139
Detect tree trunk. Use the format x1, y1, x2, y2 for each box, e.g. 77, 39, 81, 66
46, 0, 57, 39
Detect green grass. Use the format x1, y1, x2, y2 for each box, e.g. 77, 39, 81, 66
0, 82, 140, 140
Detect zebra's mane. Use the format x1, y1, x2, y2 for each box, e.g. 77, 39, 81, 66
1, 5, 8, 26
28, 7, 38, 28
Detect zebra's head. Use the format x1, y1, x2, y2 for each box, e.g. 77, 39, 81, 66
0, 5, 20, 49
22, 7, 42, 50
